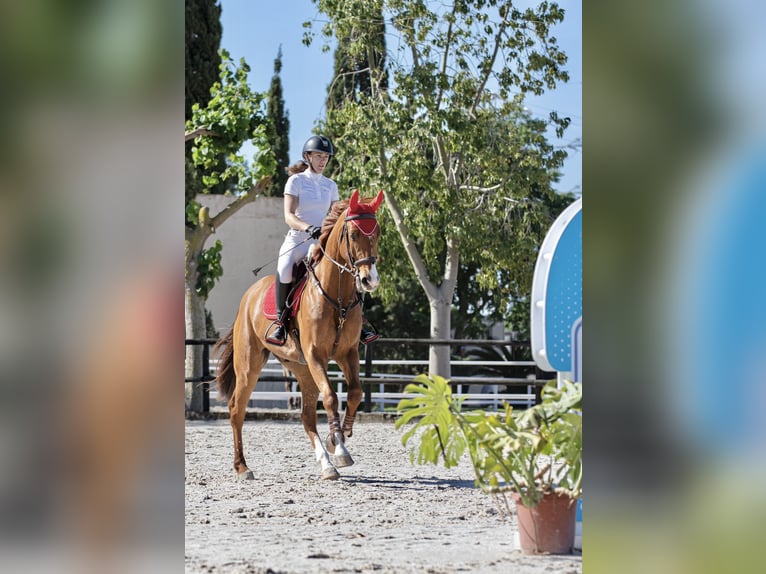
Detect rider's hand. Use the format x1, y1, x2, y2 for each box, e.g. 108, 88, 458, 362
305, 225, 322, 239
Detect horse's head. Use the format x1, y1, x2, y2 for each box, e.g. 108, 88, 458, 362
345, 189, 384, 293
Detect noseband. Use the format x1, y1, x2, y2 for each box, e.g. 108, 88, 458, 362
343, 213, 379, 269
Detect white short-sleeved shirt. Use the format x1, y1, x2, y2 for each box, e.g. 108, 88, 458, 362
285, 170, 339, 228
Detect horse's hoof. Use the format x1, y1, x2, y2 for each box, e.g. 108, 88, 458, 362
237, 470, 255, 481
333, 453, 355, 468
321, 467, 340, 480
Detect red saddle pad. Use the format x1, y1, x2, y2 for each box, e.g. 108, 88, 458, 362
262, 277, 307, 320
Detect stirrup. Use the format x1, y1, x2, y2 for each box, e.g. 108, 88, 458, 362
266, 321, 288, 346
360, 324, 379, 345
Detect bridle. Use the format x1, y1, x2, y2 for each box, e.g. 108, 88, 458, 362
306, 210, 380, 356
341, 213, 379, 269
316, 212, 379, 276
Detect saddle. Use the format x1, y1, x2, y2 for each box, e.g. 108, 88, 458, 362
262, 262, 308, 321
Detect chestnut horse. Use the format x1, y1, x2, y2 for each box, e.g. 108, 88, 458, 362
214, 190, 384, 480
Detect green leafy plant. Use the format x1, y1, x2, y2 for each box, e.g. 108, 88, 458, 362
396, 374, 467, 467
396, 374, 582, 509
195, 239, 223, 299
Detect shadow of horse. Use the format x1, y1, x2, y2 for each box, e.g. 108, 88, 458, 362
345, 476, 477, 490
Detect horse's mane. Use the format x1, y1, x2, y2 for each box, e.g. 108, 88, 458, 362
311, 200, 349, 264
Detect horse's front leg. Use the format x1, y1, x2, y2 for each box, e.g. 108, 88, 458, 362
301, 357, 354, 479
305, 350, 355, 469
291, 366, 339, 481
335, 348, 363, 442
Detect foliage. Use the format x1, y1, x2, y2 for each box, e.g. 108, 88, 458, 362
506, 296, 532, 340
185, 0, 222, 121
395, 374, 467, 467
265, 47, 290, 197
306, 1, 575, 370
452, 262, 506, 339
362, 273, 430, 339
322, 1, 388, 182
205, 309, 220, 338
396, 374, 582, 508
185, 50, 274, 308
195, 239, 222, 299
185, 0, 228, 198
188, 49, 276, 195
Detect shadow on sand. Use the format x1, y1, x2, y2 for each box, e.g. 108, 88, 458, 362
345, 475, 476, 490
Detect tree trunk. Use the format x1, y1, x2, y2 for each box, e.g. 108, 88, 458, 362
429, 294, 452, 378
185, 279, 207, 414
427, 238, 460, 378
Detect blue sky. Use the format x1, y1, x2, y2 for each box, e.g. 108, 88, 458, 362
219, 0, 581, 195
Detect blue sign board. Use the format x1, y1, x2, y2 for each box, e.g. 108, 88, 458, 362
530, 198, 582, 374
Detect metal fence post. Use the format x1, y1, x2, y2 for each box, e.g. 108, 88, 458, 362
364, 343, 373, 412
202, 342, 210, 413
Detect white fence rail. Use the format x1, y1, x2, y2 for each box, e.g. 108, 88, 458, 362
206, 358, 542, 412
187, 338, 548, 414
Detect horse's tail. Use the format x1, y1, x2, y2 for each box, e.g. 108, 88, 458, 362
213, 323, 236, 401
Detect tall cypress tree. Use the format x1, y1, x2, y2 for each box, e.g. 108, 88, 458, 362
185, 0, 222, 121
325, 7, 387, 112
186, 0, 224, 202
265, 46, 290, 197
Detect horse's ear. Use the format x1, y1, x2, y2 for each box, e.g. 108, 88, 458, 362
370, 190, 385, 212
349, 189, 360, 212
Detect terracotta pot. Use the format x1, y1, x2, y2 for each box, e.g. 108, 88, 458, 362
512, 491, 577, 554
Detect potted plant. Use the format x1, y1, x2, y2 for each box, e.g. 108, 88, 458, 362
395, 374, 582, 554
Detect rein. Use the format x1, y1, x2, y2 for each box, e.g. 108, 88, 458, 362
307, 211, 378, 356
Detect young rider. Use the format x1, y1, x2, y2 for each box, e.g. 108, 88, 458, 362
266, 135, 379, 346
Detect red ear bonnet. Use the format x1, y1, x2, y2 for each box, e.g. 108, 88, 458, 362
347, 190, 385, 236
349, 189, 361, 213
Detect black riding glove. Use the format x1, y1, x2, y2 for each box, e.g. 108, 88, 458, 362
305, 225, 322, 239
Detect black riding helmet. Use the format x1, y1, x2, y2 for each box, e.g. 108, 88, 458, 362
302, 135, 334, 157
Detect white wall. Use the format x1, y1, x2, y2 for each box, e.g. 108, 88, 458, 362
197, 194, 286, 334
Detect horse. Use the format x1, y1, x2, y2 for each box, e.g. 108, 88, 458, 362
213, 189, 384, 480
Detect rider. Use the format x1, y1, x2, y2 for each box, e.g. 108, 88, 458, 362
266, 135, 379, 346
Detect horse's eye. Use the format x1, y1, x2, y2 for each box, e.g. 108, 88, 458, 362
350, 230, 359, 240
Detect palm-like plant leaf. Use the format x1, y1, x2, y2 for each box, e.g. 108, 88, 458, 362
395, 374, 467, 467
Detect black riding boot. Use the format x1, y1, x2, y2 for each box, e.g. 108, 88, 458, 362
358, 294, 379, 344
266, 278, 292, 346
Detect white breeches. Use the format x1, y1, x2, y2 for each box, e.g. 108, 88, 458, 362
276, 230, 315, 283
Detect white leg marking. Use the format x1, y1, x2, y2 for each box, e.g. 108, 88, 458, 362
314, 439, 333, 471
366, 264, 380, 291
331, 431, 355, 468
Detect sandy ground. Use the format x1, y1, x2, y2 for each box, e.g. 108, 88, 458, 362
185, 417, 582, 574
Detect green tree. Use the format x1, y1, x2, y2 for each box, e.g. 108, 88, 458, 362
322, 1, 388, 181
307, 0, 573, 376
185, 0, 222, 120
185, 0, 222, 203
186, 0, 230, 203
185, 0, 223, 412
184, 51, 275, 410
265, 46, 290, 197
325, 5, 388, 109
